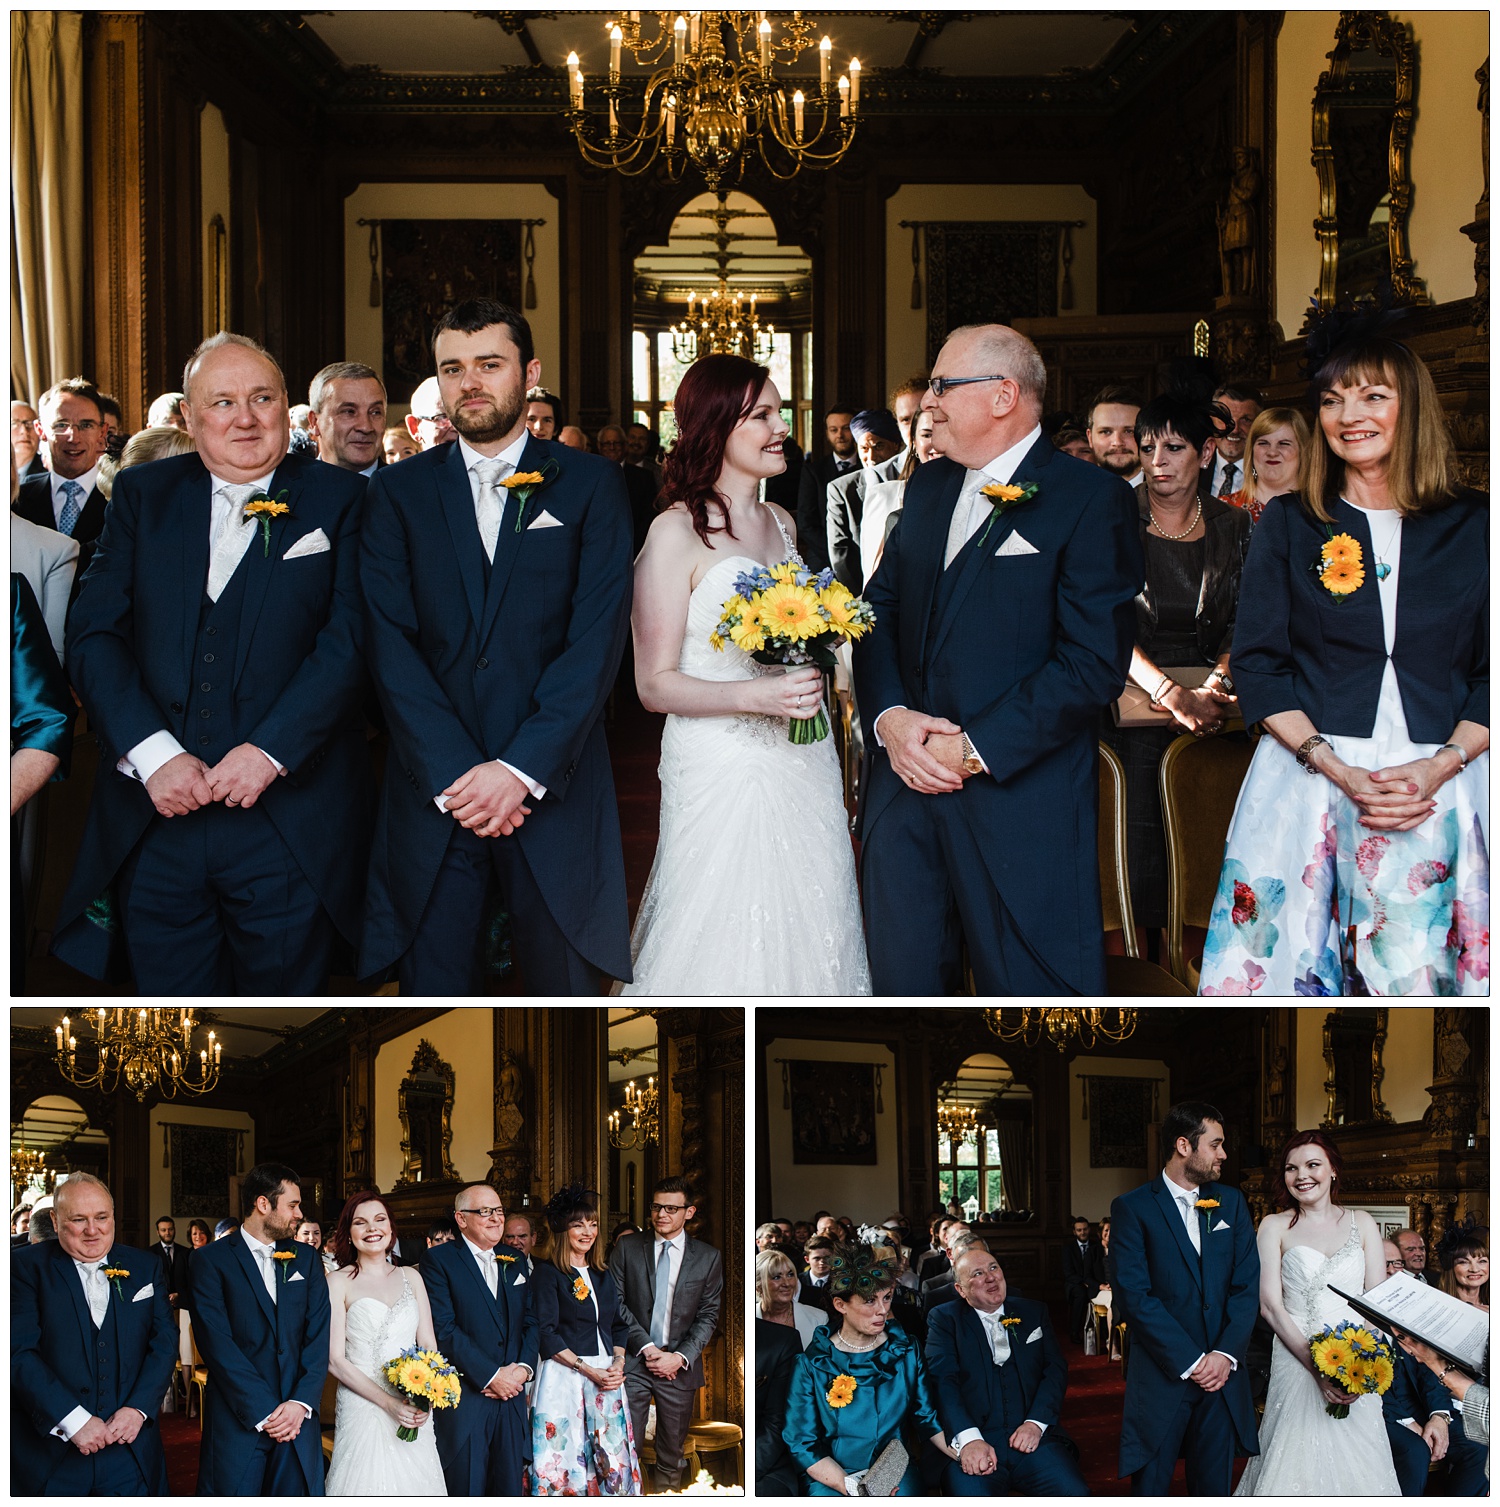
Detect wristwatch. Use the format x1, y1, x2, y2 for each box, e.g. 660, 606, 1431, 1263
960, 732, 984, 777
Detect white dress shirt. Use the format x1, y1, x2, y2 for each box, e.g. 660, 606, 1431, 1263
949, 1303, 1049, 1450
1161, 1170, 1239, 1380
1207, 453, 1241, 498
430, 434, 545, 812
48, 461, 102, 528
117, 468, 285, 786
872, 424, 1042, 768
461, 1234, 534, 1389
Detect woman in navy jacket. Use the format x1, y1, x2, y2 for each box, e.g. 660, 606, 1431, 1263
529, 1184, 642, 1495
1201, 335, 1487, 996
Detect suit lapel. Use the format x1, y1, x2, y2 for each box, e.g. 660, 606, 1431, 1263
232, 1234, 280, 1332
435, 442, 488, 637
1151, 1179, 1205, 1292
234, 459, 300, 689
178, 462, 214, 690
479, 433, 551, 646
55, 1242, 98, 1353
913, 461, 966, 653
456, 1242, 504, 1328
929, 436, 1053, 663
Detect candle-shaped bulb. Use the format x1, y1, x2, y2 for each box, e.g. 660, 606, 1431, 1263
609, 24, 622, 78
673, 13, 687, 64
838, 74, 849, 117
567, 51, 581, 108
55, 1024, 63, 1047
793, 88, 805, 140
819, 35, 831, 89
849, 56, 860, 113
759, 17, 771, 72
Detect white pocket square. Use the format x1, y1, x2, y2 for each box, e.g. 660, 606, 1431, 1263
1026, 1327, 1042, 1343
288, 1270, 305, 1282
1213, 1219, 1230, 1231
526, 510, 565, 530
132, 1283, 154, 1302
512, 1273, 526, 1285
994, 532, 1039, 558
283, 529, 330, 560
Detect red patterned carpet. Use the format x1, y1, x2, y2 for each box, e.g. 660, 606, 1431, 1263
158, 1406, 201, 1495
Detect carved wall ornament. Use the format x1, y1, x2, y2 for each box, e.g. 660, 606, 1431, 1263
1216, 146, 1261, 299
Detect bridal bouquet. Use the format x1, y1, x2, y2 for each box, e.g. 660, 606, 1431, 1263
710, 560, 876, 744
383, 1346, 462, 1440
1309, 1322, 1395, 1418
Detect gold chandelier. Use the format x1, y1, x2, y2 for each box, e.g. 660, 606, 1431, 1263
11, 1139, 48, 1198
608, 1074, 660, 1150
936, 1098, 981, 1147
565, 12, 860, 194
56, 1009, 222, 1102
670, 276, 774, 361
985, 1008, 1139, 1053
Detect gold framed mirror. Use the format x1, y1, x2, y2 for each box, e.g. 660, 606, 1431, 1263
1320, 1008, 1395, 1127
1311, 12, 1427, 310
395, 1040, 459, 1187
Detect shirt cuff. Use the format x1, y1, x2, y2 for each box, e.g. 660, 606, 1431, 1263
256, 1401, 312, 1432
1024, 1418, 1049, 1434
872, 707, 907, 747
951, 1427, 984, 1451
257, 748, 284, 775
1211, 1350, 1239, 1372
1180, 1352, 1206, 1380
434, 759, 546, 813
119, 730, 188, 784
53, 1405, 92, 1440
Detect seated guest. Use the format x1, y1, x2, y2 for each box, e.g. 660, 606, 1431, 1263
1099, 1217, 1114, 1288
756, 1221, 785, 1254
1226, 406, 1309, 526
875, 1240, 926, 1345
557, 425, 590, 451
925, 1246, 1087, 1495
757, 1249, 827, 1350
530, 1183, 641, 1495
756, 1315, 804, 1495
923, 1234, 987, 1318
1061, 1214, 1103, 1342
783, 1244, 955, 1494
800, 1233, 837, 1313
11, 443, 78, 662
28, 1206, 57, 1243
1396, 1332, 1490, 1487
1100, 388, 1247, 951
1395, 1229, 1431, 1284
382, 425, 419, 465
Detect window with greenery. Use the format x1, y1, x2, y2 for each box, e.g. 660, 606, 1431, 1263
937, 1126, 1004, 1223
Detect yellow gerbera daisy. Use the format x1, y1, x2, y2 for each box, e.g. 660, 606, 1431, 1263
758, 582, 822, 642
402, 1358, 434, 1390
1313, 1336, 1353, 1375
728, 606, 766, 653
818, 582, 860, 637
1322, 533, 1361, 566
1320, 561, 1365, 595
1371, 1356, 1395, 1392
768, 562, 802, 583
981, 482, 1027, 503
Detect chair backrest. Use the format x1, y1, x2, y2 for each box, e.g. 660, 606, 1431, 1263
1159, 732, 1255, 982
1097, 742, 1138, 958
320, 1365, 339, 1426
190, 1324, 203, 1368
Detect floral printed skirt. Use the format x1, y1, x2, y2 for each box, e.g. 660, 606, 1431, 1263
1200, 732, 1488, 996
530, 1354, 642, 1497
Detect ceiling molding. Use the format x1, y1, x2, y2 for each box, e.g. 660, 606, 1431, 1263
208, 12, 1220, 118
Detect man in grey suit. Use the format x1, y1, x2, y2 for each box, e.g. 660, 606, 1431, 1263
608, 1176, 723, 1491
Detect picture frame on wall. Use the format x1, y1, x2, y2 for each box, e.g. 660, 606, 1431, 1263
787, 1060, 879, 1166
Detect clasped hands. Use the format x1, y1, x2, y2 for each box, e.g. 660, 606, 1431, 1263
880, 709, 973, 795
957, 1422, 1045, 1476
69, 1408, 146, 1454
145, 746, 280, 819
641, 1343, 686, 1380
261, 1400, 308, 1442
482, 1363, 530, 1401
442, 762, 532, 839
1189, 1352, 1233, 1392
1320, 748, 1458, 833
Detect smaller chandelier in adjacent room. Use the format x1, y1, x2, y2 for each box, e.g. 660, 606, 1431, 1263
936, 1098, 981, 1147
984, 1008, 1139, 1053
11, 1140, 48, 1200
670, 277, 775, 361
608, 1074, 660, 1150
55, 1008, 222, 1102
565, 12, 860, 194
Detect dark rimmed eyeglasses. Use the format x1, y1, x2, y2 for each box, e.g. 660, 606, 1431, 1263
458, 1205, 505, 1219
926, 375, 1008, 399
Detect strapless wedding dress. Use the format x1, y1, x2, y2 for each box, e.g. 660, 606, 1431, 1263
324, 1271, 447, 1497
1234, 1221, 1399, 1496
620, 513, 872, 995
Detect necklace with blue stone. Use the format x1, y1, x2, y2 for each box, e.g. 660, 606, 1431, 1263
1369, 511, 1402, 581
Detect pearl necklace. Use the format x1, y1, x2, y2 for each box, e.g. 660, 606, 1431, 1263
1149, 496, 1203, 541
832, 1330, 886, 1353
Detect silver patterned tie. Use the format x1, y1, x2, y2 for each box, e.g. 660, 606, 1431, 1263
471, 458, 510, 563
206, 482, 261, 601
86, 1261, 108, 1328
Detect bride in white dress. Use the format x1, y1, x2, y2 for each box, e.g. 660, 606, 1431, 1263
621, 353, 872, 995
325, 1194, 447, 1497
1235, 1132, 1400, 1496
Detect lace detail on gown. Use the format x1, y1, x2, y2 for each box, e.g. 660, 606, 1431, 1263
1234, 1222, 1400, 1496
620, 504, 872, 996
324, 1271, 448, 1497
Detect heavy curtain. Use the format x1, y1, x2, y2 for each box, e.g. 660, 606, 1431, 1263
994, 1117, 1031, 1212
11, 11, 85, 405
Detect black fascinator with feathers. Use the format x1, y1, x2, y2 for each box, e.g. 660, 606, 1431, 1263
543, 1182, 598, 1233
827, 1241, 895, 1300
1435, 1212, 1488, 1270
1302, 280, 1414, 396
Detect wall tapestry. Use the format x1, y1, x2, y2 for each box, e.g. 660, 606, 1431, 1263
1082, 1075, 1158, 1168
788, 1060, 878, 1165
923, 221, 1066, 366
168, 1124, 239, 1219
381, 219, 524, 405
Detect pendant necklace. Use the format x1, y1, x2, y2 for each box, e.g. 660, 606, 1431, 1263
1369, 511, 1401, 581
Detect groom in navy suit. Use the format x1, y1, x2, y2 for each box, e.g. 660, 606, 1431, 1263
359, 297, 633, 993
1111, 1101, 1261, 1494
51, 331, 372, 991
423, 1184, 538, 1495
189, 1162, 330, 1494
11, 1173, 178, 1494
925, 1247, 1088, 1495
855, 322, 1141, 995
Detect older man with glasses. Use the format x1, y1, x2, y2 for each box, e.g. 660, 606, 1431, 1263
421, 1183, 537, 1496
403, 375, 456, 450
855, 323, 1143, 996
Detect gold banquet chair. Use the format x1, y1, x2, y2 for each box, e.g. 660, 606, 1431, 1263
1097, 742, 1189, 996
187, 1328, 209, 1429
1159, 731, 1256, 990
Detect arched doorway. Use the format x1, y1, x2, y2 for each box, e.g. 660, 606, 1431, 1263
935, 1053, 1034, 1224
11, 1093, 110, 1207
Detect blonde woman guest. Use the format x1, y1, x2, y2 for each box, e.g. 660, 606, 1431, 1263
97, 423, 197, 500
1227, 407, 1310, 525
756, 1249, 828, 1350
1201, 335, 1488, 996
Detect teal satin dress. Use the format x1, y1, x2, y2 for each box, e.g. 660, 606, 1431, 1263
783, 1323, 941, 1495
12, 574, 73, 771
